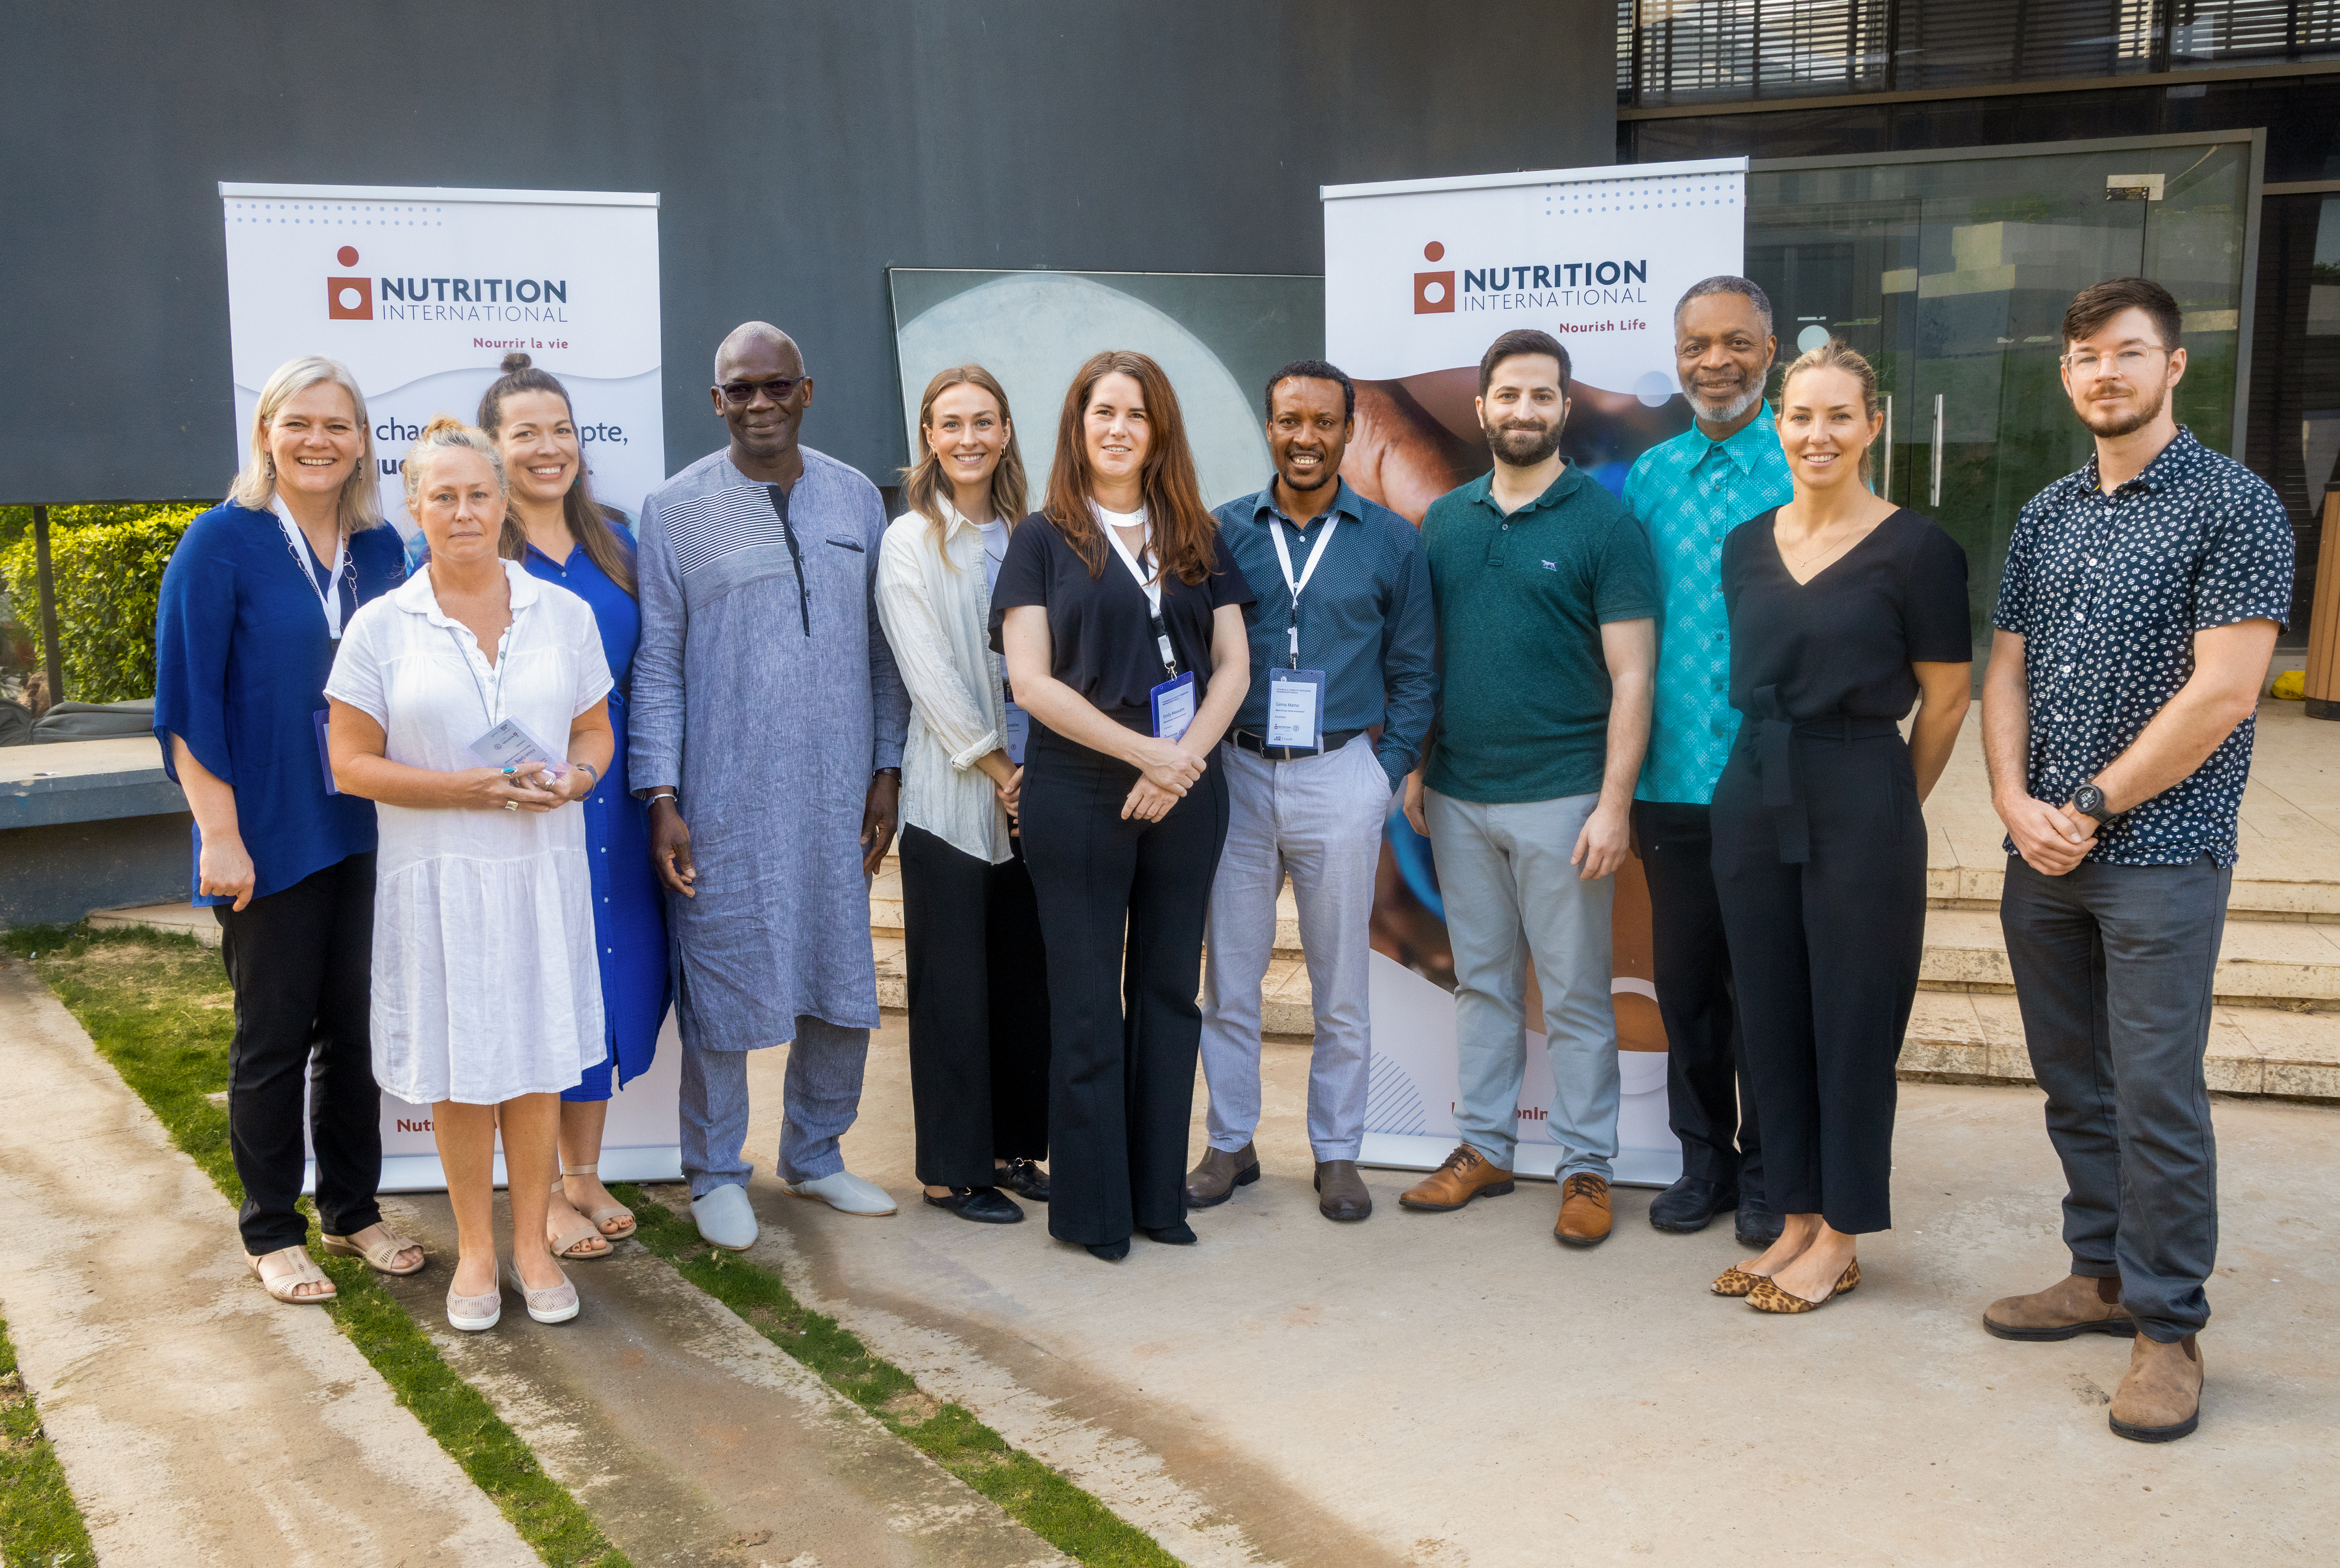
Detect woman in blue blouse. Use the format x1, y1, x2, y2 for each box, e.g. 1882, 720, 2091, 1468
154, 355, 425, 1305
479, 353, 670, 1259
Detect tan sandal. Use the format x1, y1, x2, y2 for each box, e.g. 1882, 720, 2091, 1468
321, 1224, 427, 1276
248, 1245, 337, 1304
548, 1179, 614, 1260
562, 1163, 635, 1240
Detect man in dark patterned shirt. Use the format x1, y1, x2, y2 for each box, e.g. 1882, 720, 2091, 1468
1980, 278, 2293, 1445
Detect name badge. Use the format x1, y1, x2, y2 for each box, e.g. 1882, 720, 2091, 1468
469, 717, 570, 780
1149, 670, 1197, 742
314, 709, 339, 796
1003, 700, 1030, 765
1265, 668, 1327, 750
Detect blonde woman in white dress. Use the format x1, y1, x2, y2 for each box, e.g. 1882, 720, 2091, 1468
327, 416, 615, 1331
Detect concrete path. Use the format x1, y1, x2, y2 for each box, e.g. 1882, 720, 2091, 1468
368, 1188, 1071, 1568
0, 954, 536, 1568
722, 1019, 2340, 1568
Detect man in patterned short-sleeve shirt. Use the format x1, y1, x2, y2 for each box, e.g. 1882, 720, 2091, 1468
1981, 278, 2293, 1446
1623, 276, 1792, 1248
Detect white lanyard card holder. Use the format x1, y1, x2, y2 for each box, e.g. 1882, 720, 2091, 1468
1265, 667, 1326, 750
468, 717, 571, 780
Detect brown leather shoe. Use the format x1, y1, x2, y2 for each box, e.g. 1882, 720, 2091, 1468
1553, 1172, 1612, 1247
1184, 1143, 1260, 1208
1983, 1273, 2134, 1341
1313, 1160, 1372, 1222
2109, 1333, 2203, 1442
1398, 1144, 1514, 1211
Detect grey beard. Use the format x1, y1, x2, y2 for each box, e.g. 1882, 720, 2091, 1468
1686, 380, 1765, 425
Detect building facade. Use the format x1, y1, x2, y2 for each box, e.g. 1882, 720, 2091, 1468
1615, 0, 2339, 643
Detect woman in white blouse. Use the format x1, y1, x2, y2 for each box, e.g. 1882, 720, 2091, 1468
327, 416, 615, 1331
875, 366, 1050, 1225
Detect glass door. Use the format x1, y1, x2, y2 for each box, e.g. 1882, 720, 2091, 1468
1748, 135, 2256, 671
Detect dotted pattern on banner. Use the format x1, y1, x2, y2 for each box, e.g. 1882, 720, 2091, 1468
1538, 176, 1743, 216
227, 200, 446, 227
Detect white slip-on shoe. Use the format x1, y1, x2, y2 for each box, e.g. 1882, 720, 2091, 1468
691, 1183, 759, 1250
781, 1170, 898, 1216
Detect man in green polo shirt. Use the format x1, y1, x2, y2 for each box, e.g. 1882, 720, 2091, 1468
1399, 328, 1657, 1249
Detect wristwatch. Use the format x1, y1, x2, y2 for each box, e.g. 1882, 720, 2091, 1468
2071, 782, 2116, 825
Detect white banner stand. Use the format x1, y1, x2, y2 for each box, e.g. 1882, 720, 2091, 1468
1358, 953, 1678, 1188
305, 1011, 683, 1194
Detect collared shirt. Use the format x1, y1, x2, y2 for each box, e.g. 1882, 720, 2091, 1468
1213, 477, 1437, 786
152, 501, 406, 905
1992, 427, 2293, 868
1421, 464, 1658, 805
1625, 408, 1794, 805
875, 498, 1018, 865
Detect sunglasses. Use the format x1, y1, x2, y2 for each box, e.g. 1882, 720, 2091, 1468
718, 377, 804, 406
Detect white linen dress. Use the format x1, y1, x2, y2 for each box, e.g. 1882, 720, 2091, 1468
326, 560, 612, 1105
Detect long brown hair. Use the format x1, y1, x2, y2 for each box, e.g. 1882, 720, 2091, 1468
1042, 350, 1217, 585
900, 365, 1029, 565
476, 352, 637, 596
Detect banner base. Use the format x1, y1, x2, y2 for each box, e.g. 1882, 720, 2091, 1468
305, 1144, 684, 1196
1359, 1133, 1680, 1190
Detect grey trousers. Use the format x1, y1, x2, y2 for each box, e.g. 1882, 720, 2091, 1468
1425, 789, 1619, 1179
2000, 854, 2229, 1342
1199, 735, 1392, 1162
679, 1014, 869, 1197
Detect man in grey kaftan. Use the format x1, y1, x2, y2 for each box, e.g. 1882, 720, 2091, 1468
630, 323, 909, 1243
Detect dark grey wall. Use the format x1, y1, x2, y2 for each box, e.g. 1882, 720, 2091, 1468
1, 2, 1615, 502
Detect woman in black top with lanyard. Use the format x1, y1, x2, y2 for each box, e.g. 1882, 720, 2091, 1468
1709, 340, 1971, 1313
993, 350, 1253, 1261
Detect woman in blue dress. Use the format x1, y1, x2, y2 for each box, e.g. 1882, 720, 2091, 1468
154, 355, 425, 1304
478, 352, 670, 1259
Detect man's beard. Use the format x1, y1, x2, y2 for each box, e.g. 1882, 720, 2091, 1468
2075, 378, 2167, 439
1484, 417, 1562, 466
1686, 378, 1765, 425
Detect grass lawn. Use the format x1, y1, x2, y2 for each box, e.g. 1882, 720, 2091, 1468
10, 924, 1180, 1567
1, 1309, 95, 1568
3, 924, 629, 1568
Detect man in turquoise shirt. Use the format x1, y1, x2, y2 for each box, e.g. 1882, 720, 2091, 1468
1625, 276, 1791, 1247
1398, 329, 1657, 1249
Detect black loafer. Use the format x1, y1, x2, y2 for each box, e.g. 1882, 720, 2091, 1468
1733, 1189, 1783, 1248
996, 1159, 1050, 1203
1144, 1220, 1197, 1245
1648, 1176, 1738, 1233
923, 1187, 1023, 1224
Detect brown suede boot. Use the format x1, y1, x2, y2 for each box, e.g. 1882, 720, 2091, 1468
1553, 1173, 1612, 1247
1398, 1144, 1514, 1212
2109, 1333, 2203, 1443
1982, 1273, 2133, 1341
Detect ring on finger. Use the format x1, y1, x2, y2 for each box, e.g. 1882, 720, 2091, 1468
504, 800, 519, 811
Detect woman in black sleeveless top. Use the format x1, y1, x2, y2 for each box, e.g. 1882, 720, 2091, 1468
1709, 341, 1972, 1312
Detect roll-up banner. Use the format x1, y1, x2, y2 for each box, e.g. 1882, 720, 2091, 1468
1323, 157, 1748, 1188
221, 180, 680, 1191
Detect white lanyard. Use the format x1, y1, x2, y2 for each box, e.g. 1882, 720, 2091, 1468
271, 496, 350, 640
1101, 510, 1179, 677
1266, 511, 1339, 668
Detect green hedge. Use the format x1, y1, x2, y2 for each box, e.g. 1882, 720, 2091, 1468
0, 504, 206, 704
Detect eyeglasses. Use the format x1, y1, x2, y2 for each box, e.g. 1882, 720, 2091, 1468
2060, 348, 2166, 376
718, 376, 803, 405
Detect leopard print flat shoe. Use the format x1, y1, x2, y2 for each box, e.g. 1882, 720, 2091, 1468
1711, 1266, 1767, 1297
1749, 1259, 1861, 1314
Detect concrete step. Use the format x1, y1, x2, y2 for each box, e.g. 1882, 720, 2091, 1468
85, 900, 219, 947
1919, 906, 2340, 1007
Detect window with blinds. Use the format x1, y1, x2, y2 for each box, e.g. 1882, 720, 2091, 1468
1619, 0, 2340, 103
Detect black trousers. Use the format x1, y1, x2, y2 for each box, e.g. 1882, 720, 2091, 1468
1711, 730, 1924, 1235
214, 851, 382, 1253
1631, 801, 1761, 1194
1021, 725, 1228, 1246
899, 823, 1052, 1187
